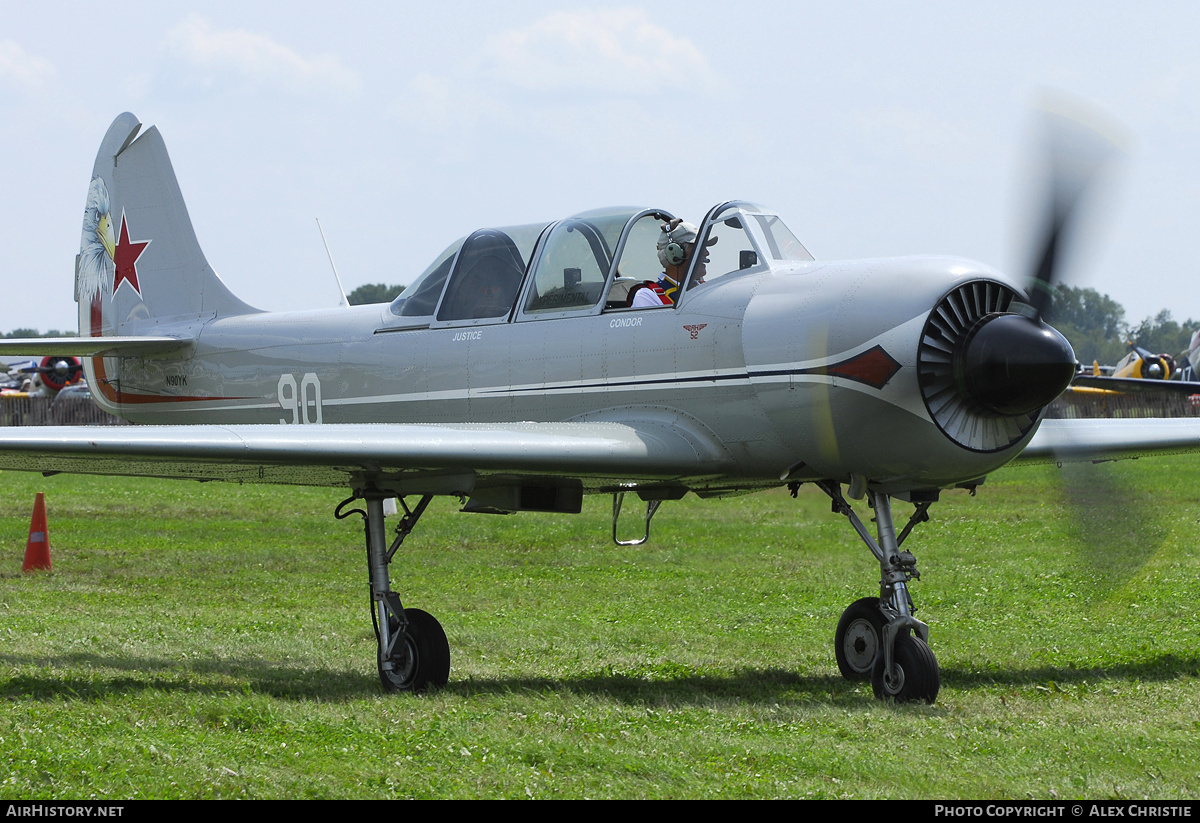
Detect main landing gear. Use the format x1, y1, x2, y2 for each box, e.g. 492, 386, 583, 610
336, 489, 450, 693
810, 481, 940, 704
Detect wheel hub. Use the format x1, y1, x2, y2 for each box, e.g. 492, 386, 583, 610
383, 631, 417, 688
883, 663, 905, 694
845, 620, 878, 667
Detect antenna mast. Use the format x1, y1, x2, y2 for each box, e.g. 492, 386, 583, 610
316, 218, 350, 308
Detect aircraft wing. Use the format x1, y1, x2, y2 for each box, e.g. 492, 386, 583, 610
1019, 418, 1200, 462
1070, 374, 1200, 395
0, 420, 733, 494
3, 416, 1195, 494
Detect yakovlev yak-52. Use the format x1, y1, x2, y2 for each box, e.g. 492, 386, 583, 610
2, 113, 1198, 703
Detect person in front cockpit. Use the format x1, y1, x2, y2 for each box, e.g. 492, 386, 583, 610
629, 218, 714, 307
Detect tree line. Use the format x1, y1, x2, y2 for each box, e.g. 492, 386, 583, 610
2, 329, 75, 339
1048, 286, 1197, 366
346, 283, 405, 305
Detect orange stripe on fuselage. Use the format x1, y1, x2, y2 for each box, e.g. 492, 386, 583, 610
88, 295, 247, 406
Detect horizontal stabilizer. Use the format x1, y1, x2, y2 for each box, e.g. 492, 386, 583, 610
0, 337, 193, 358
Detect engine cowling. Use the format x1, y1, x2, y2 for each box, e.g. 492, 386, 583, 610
38, 356, 84, 394
918, 281, 1075, 452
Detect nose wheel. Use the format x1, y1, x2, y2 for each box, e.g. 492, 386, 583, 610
872, 633, 939, 703
834, 597, 887, 681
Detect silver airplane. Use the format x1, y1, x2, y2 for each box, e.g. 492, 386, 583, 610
2, 113, 1198, 703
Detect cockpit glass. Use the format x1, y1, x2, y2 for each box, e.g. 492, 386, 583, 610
685, 207, 766, 291
523, 209, 633, 314
680, 203, 814, 296
437, 223, 547, 322
389, 206, 810, 320
751, 213, 813, 261
390, 238, 463, 317
390, 223, 548, 320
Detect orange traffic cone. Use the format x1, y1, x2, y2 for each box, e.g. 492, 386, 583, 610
22, 493, 51, 573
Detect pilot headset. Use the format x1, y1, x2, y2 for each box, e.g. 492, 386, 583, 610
659, 220, 697, 268
663, 234, 688, 267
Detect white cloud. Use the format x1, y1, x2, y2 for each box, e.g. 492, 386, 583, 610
0, 40, 55, 94
391, 7, 723, 161
401, 71, 514, 134
481, 9, 720, 95
852, 106, 985, 168
164, 14, 361, 97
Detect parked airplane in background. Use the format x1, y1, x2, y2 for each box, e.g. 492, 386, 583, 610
1, 356, 84, 397
1, 113, 1197, 703
1072, 336, 1200, 395
1113, 344, 1176, 380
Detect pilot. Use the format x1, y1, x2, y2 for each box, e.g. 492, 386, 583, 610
629, 218, 714, 307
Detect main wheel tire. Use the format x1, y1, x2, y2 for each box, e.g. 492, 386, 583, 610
871, 633, 939, 704
379, 608, 450, 694
834, 597, 887, 681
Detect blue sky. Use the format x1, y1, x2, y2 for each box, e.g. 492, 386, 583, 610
3, 2, 1198, 334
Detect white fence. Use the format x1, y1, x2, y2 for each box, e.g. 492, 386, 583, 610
0, 395, 127, 426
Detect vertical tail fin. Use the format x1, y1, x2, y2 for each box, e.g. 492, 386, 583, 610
78, 113, 257, 339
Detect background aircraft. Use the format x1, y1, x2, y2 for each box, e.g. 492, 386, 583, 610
1112, 344, 1176, 381
1, 112, 1198, 704
1, 355, 84, 397
1071, 334, 1200, 396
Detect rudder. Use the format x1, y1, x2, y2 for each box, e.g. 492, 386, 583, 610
78, 113, 257, 339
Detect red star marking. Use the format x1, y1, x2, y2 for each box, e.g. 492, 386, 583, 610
113, 213, 150, 297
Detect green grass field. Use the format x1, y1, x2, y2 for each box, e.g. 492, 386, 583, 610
0, 456, 1197, 799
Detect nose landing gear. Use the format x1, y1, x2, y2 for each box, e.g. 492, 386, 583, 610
814, 481, 940, 704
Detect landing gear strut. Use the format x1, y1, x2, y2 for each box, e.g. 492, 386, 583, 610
336, 490, 450, 693
816, 481, 940, 703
